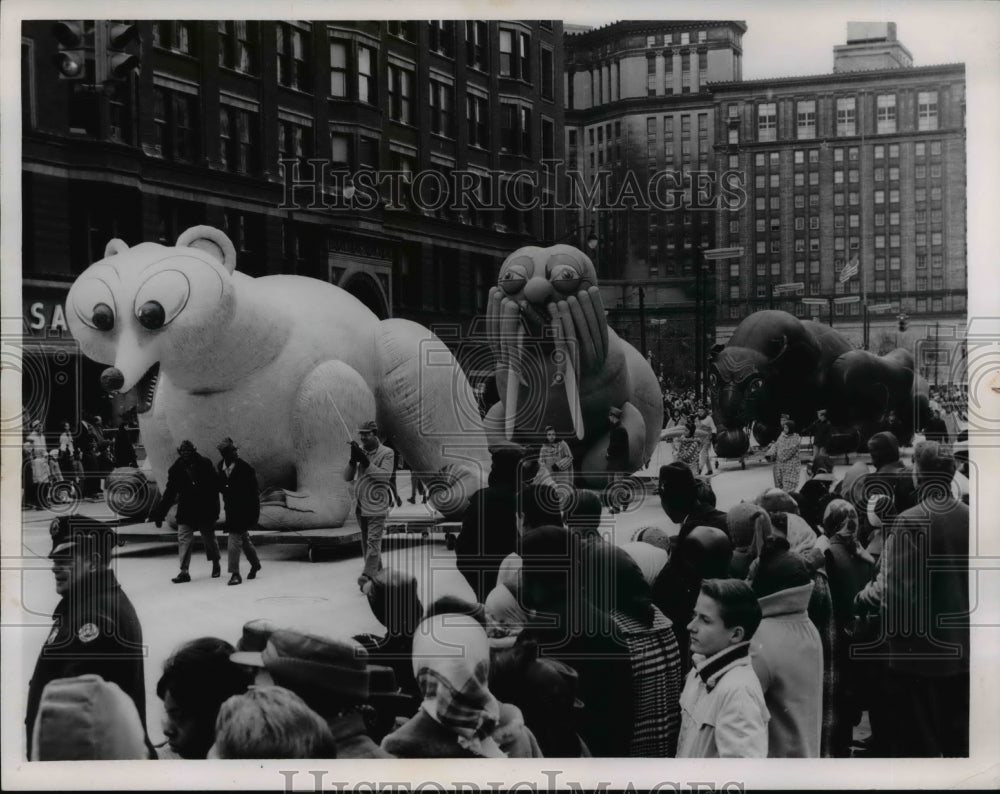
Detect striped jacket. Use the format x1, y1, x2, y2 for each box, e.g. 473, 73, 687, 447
610, 605, 683, 757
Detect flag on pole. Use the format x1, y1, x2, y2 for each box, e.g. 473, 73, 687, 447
839, 254, 860, 284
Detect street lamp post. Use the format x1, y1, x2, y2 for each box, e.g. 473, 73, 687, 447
698, 246, 743, 403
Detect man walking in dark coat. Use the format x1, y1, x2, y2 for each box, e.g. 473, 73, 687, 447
216, 437, 261, 586
149, 440, 221, 583
26, 515, 151, 759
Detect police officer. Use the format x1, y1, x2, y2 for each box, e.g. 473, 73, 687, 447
26, 515, 151, 759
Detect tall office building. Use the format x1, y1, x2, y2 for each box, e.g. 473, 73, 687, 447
711, 23, 966, 382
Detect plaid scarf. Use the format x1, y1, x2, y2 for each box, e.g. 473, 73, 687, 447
417, 663, 503, 757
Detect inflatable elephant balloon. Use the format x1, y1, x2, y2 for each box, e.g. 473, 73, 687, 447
66, 226, 491, 530
708, 310, 930, 458
483, 244, 663, 485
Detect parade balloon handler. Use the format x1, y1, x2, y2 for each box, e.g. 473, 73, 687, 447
215, 437, 262, 586
149, 440, 222, 584
342, 420, 395, 593
26, 515, 154, 759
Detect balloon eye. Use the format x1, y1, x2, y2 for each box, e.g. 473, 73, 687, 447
747, 379, 763, 394
92, 303, 115, 331
133, 269, 190, 329
137, 301, 166, 330
499, 268, 528, 295
551, 267, 581, 293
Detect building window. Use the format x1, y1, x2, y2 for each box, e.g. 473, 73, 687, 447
931, 140, 942, 156
540, 47, 554, 100
809, 216, 820, 230
836, 96, 856, 136
647, 56, 657, 97
466, 21, 488, 71
500, 30, 529, 79
428, 20, 454, 58
466, 93, 488, 147
388, 64, 414, 124
386, 21, 415, 40
154, 21, 196, 54
796, 100, 816, 139
358, 45, 376, 104
808, 149, 819, 164
429, 80, 453, 137
876, 93, 896, 133
918, 91, 939, 131
330, 41, 347, 97
276, 23, 310, 91
541, 117, 555, 160
889, 143, 899, 159
219, 21, 257, 73
220, 104, 259, 175
152, 87, 199, 162
329, 132, 349, 170
278, 118, 313, 167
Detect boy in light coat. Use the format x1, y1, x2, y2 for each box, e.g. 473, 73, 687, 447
677, 578, 769, 758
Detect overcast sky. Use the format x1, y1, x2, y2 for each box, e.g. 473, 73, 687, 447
565, 0, 999, 80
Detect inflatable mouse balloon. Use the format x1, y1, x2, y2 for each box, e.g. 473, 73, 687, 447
67, 226, 490, 530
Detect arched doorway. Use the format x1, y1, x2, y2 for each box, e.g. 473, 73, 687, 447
342, 272, 390, 320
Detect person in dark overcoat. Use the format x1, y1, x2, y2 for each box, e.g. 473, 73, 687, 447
149, 439, 221, 583
216, 437, 261, 586
26, 515, 152, 759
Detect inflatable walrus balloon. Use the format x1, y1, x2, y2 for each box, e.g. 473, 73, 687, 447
483, 244, 663, 484
66, 226, 490, 530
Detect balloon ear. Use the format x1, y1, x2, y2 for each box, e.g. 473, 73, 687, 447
765, 334, 789, 362
104, 239, 129, 258
175, 225, 238, 274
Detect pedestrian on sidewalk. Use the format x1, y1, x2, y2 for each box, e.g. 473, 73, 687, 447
149, 440, 222, 584
216, 437, 261, 586
342, 420, 395, 592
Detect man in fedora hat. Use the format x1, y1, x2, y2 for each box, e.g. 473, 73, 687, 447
216, 437, 261, 586
342, 420, 395, 592
26, 515, 152, 759
149, 440, 221, 583
230, 630, 394, 758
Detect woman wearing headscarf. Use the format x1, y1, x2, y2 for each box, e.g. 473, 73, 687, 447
580, 541, 683, 757
727, 503, 771, 580
821, 499, 876, 757
381, 613, 542, 758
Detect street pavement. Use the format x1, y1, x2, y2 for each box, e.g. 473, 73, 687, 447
14, 453, 847, 749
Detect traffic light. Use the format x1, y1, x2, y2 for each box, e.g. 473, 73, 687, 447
898, 314, 909, 332
52, 21, 94, 80
103, 22, 140, 82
